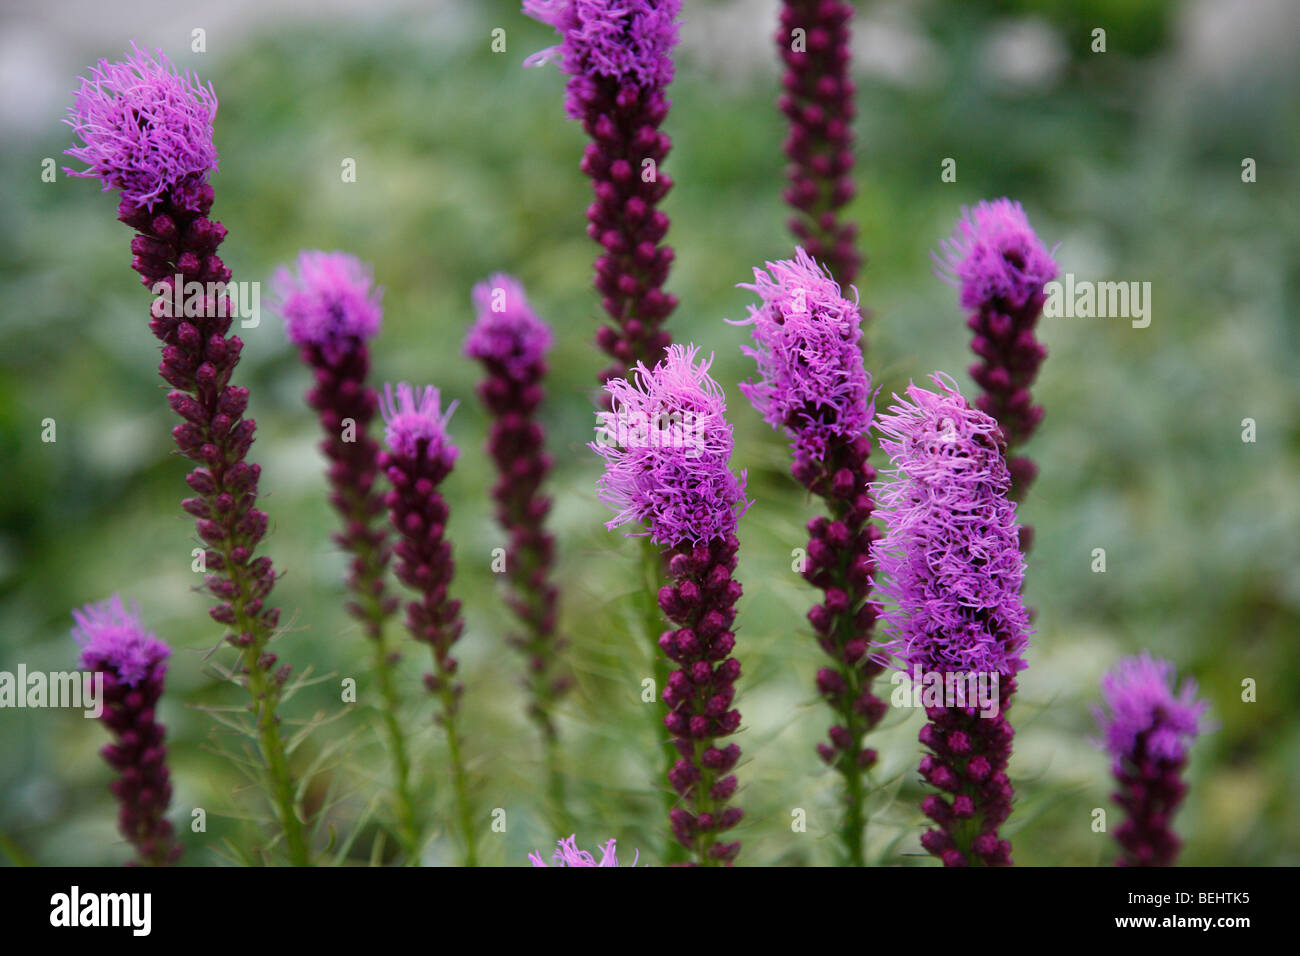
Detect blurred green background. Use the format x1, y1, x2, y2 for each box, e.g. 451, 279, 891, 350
1, 0, 1297, 866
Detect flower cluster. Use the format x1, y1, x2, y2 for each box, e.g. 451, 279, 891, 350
465, 275, 568, 740
64, 44, 218, 212
734, 248, 883, 863
872, 374, 1029, 866
525, 0, 682, 386
274, 252, 394, 641
1094, 654, 1209, 866
594, 346, 748, 546
528, 835, 637, 867
73, 596, 181, 866
776, 1, 860, 284
592, 345, 748, 864
934, 199, 1057, 516
735, 247, 873, 462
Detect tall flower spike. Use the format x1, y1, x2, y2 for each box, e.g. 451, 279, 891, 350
591, 345, 749, 865
733, 248, 883, 865
776, 1, 861, 285
66, 46, 309, 864
1094, 654, 1209, 867
273, 252, 415, 856
872, 374, 1029, 866
528, 835, 638, 867
378, 383, 477, 865
524, 0, 682, 389
466, 275, 569, 819
73, 596, 181, 866
934, 199, 1057, 540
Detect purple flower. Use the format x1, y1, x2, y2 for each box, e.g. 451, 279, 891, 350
734, 246, 873, 462
935, 199, 1058, 313
273, 251, 383, 364
379, 381, 477, 864
871, 374, 1029, 866
934, 199, 1057, 516
380, 383, 458, 464
73, 596, 181, 866
1094, 654, 1208, 868
776, 1, 860, 283
466, 274, 554, 381
733, 246, 883, 864
873, 374, 1029, 678
528, 835, 637, 867
524, 0, 681, 388
524, 0, 682, 101
592, 344, 748, 547
465, 274, 568, 786
64, 43, 218, 212
592, 344, 748, 865
73, 594, 170, 687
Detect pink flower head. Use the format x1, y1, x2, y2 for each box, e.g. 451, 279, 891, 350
465, 273, 553, 381
72, 595, 170, 687
64, 43, 218, 211
592, 344, 748, 547
523, 0, 682, 92
529, 835, 636, 867
272, 251, 383, 362
733, 247, 873, 460
1095, 654, 1209, 770
380, 383, 458, 464
872, 373, 1029, 677
934, 199, 1058, 312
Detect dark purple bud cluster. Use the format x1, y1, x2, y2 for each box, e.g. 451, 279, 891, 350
657, 535, 745, 865
777, 0, 860, 284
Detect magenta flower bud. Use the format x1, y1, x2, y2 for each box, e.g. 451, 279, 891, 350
529, 835, 639, 867
73, 596, 181, 866
524, 0, 683, 387
1093, 654, 1209, 867
872, 373, 1030, 866
934, 199, 1057, 516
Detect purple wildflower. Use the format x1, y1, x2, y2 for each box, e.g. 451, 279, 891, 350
591, 344, 748, 866
733, 248, 883, 865
934, 199, 1058, 527
528, 835, 638, 867
735, 247, 873, 461
594, 345, 748, 547
273, 252, 414, 853
1094, 654, 1209, 866
379, 383, 476, 865
67, 46, 307, 863
73, 596, 181, 866
465, 276, 568, 758
872, 374, 1029, 866
64, 43, 218, 212
524, 0, 682, 388
273, 251, 384, 364
777, 1, 860, 284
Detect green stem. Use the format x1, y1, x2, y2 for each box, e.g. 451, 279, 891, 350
639, 538, 685, 864
371, 635, 418, 863
437, 685, 477, 866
